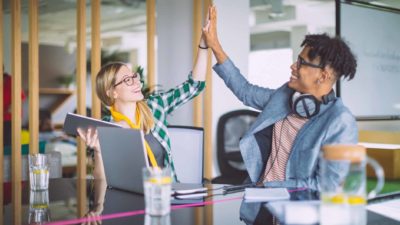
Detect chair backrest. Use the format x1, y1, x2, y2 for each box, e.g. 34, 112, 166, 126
168, 125, 204, 184
217, 109, 260, 177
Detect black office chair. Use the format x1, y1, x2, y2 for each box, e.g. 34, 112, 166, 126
212, 109, 260, 184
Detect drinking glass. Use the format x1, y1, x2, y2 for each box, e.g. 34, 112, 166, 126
320, 144, 384, 225
29, 154, 50, 191
28, 190, 51, 224
143, 167, 172, 216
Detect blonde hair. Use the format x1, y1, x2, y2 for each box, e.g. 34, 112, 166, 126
96, 62, 154, 133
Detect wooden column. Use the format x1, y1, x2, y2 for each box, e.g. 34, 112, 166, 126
193, 0, 203, 127
11, 0, 22, 224
76, 0, 87, 217
193, 2, 205, 225
0, 0, 4, 223
146, 0, 156, 87
29, 0, 39, 154
203, 1, 213, 225
203, 0, 213, 182
91, 0, 101, 119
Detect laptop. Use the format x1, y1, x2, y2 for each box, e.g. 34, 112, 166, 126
97, 127, 208, 199
97, 127, 149, 194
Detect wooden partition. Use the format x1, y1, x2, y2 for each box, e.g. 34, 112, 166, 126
76, 0, 87, 217
193, 0, 203, 127
91, 0, 101, 119
29, 0, 39, 154
203, 1, 213, 225
147, 0, 156, 88
203, 0, 213, 182
11, 0, 22, 224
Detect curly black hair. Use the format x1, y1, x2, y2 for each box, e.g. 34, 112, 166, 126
301, 33, 357, 81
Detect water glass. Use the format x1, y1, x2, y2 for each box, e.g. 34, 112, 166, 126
320, 144, 384, 225
29, 154, 50, 191
29, 190, 51, 224
144, 214, 171, 225
143, 167, 172, 216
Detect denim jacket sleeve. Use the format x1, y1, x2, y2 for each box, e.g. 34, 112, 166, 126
213, 58, 276, 111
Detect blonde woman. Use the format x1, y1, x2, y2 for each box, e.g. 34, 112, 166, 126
78, 35, 209, 180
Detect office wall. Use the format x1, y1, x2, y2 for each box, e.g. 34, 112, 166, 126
157, 0, 249, 177
211, 0, 250, 177
157, 0, 194, 126
2, 13, 29, 73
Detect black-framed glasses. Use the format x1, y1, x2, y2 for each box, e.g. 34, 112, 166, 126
113, 73, 141, 87
297, 56, 324, 69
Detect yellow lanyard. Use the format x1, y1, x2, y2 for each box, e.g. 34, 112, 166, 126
110, 106, 159, 168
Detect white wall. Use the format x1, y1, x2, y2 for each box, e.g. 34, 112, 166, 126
156, 0, 250, 177
157, 0, 194, 126
2, 13, 29, 73
211, 0, 250, 177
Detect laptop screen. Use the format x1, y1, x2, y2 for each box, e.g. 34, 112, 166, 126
97, 127, 148, 194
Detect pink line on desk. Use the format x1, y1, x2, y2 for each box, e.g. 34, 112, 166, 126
45, 196, 243, 225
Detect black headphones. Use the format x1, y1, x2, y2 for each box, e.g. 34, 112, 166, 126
289, 90, 336, 119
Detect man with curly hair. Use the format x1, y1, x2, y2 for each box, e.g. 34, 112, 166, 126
203, 6, 358, 190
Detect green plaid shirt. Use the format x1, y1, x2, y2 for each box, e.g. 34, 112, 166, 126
104, 74, 205, 181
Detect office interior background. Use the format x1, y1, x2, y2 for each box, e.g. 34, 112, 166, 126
2, 0, 400, 204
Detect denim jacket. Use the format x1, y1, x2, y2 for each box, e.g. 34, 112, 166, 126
213, 58, 358, 190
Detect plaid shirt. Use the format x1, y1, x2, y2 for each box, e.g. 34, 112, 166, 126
104, 74, 205, 180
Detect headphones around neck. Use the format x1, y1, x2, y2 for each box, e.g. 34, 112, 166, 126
290, 90, 336, 119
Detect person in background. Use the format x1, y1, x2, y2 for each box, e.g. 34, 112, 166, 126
202, 6, 358, 190
3, 64, 26, 147
77, 35, 209, 181
39, 109, 73, 143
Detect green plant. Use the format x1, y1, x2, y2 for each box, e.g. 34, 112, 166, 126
56, 75, 74, 88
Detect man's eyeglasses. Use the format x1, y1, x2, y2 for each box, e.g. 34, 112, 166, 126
113, 73, 142, 87
297, 56, 324, 69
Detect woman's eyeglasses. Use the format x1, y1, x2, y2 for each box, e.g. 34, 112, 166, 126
297, 56, 324, 69
113, 73, 143, 87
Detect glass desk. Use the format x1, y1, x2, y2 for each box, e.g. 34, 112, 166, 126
3, 178, 399, 225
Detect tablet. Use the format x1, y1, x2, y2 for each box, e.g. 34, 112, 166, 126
63, 113, 122, 136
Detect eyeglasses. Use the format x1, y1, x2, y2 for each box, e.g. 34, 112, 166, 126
297, 56, 324, 69
113, 73, 142, 87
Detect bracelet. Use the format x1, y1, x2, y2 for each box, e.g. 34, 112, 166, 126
198, 45, 208, 49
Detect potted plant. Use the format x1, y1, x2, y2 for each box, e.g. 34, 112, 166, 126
56, 75, 75, 89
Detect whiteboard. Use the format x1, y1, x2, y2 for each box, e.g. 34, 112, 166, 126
339, 2, 400, 119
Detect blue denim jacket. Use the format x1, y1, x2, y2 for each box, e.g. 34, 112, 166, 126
213, 58, 358, 190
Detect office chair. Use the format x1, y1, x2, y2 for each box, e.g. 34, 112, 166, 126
212, 109, 260, 184
168, 125, 204, 184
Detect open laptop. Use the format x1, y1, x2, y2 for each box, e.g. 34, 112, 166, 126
97, 127, 149, 194
97, 127, 208, 199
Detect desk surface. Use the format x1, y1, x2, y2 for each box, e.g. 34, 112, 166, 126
3, 178, 399, 225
